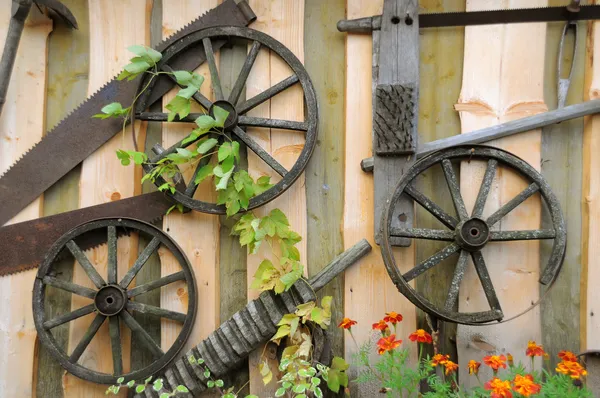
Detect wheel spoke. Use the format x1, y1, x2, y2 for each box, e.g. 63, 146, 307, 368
66, 240, 106, 289
69, 314, 106, 363
486, 183, 540, 227
120, 310, 164, 359
237, 75, 300, 115
489, 229, 556, 241
203, 38, 224, 100
389, 227, 454, 241
127, 301, 187, 322
127, 271, 186, 298
185, 154, 214, 198
402, 243, 460, 282
228, 40, 261, 105
119, 237, 161, 288
405, 184, 458, 229
472, 159, 497, 218
109, 316, 123, 376
237, 116, 308, 131
43, 304, 95, 330
107, 226, 117, 284
43, 276, 97, 299
441, 159, 469, 220
161, 64, 213, 109
444, 250, 469, 311
471, 251, 503, 316
233, 126, 288, 177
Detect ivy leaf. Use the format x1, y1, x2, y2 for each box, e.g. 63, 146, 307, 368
128, 45, 162, 64
177, 84, 199, 99
215, 379, 224, 388
218, 142, 234, 162
250, 259, 276, 291
207, 380, 215, 388
194, 164, 214, 185
165, 95, 191, 121
116, 149, 131, 166
195, 115, 216, 130
271, 324, 291, 342
254, 175, 273, 195
152, 378, 163, 392
296, 302, 315, 318
135, 385, 145, 393
214, 165, 234, 191
197, 138, 218, 154
212, 105, 230, 127
331, 356, 349, 372
94, 102, 130, 119
176, 385, 189, 393
127, 380, 136, 388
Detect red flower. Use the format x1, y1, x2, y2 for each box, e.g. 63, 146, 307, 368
383, 311, 403, 324
484, 377, 513, 398
525, 341, 545, 357
431, 354, 450, 367
483, 355, 507, 372
377, 334, 402, 355
444, 360, 459, 376
513, 374, 541, 397
556, 360, 588, 380
558, 350, 578, 362
338, 317, 357, 330
372, 320, 389, 332
468, 360, 481, 375
408, 329, 433, 344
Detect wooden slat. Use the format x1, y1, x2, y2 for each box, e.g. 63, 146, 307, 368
246, 1, 307, 396
160, 0, 220, 356
64, 2, 150, 396
343, 0, 417, 396
36, 0, 90, 395
0, 5, 52, 397
456, 0, 547, 385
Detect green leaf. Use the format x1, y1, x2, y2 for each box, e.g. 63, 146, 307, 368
213, 105, 230, 127
214, 166, 234, 191
275, 387, 286, 397
311, 377, 321, 386
116, 377, 124, 384
94, 102, 129, 119
207, 380, 215, 388
135, 385, 146, 393
145, 376, 153, 384
197, 138, 218, 154
271, 324, 291, 341
195, 115, 216, 130
129, 151, 148, 165
173, 70, 193, 85
176, 147, 194, 158
127, 380, 136, 388
215, 379, 224, 387
152, 378, 163, 392
204, 369, 210, 378
177, 84, 199, 99
159, 393, 170, 398
293, 384, 307, 393
166, 95, 191, 121
176, 385, 189, 393
314, 386, 323, 398
194, 164, 214, 185
331, 356, 349, 371
290, 315, 300, 337
218, 142, 234, 162
124, 60, 151, 75
127, 45, 162, 64
326, 372, 340, 393
116, 149, 131, 166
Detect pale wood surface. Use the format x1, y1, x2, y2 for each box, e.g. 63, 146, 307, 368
0, 4, 52, 397
343, 0, 417, 396
246, 0, 307, 395
64, 1, 150, 396
456, 0, 547, 385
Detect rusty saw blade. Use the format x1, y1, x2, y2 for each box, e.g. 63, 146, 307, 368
0, 192, 174, 276
0, 0, 256, 227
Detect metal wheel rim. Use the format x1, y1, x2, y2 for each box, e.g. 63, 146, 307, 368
381, 145, 566, 325
33, 218, 197, 384
136, 26, 318, 214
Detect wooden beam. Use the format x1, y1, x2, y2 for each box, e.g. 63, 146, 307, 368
63, 1, 150, 396
456, 0, 547, 385
0, 5, 52, 397
343, 0, 417, 396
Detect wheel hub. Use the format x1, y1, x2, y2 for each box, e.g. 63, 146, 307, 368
94, 284, 127, 316
455, 218, 490, 251
209, 100, 238, 132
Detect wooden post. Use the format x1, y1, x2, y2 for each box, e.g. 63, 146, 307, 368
63, 1, 150, 396
0, 5, 51, 397
456, 0, 547, 385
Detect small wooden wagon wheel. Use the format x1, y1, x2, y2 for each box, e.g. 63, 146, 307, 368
380, 146, 566, 325
33, 218, 197, 384
135, 26, 318, 214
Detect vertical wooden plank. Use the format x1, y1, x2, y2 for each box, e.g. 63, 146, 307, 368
456, 0, 547, 385
160, 0, 219, 354
246, 1, 307, 396
304, 0, 347, 359
36, 0, 90, 395
63, 2, 150, 396
540, 0, 585, 371
0, 4, 52, 397
343, 0, 417, 396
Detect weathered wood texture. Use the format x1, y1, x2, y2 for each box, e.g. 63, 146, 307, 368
36, 0, 90, 396
343, 0, 417, 396
0, 4, 52, 397
304, 0, 347, 365
456, 0, 547, 385
63, 2, 150, 396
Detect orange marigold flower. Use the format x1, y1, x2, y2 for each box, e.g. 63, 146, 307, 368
556, 360, 588, 380
431, 354, 450, 367
484, 377, 513, 398
383, 311, 403, 324
483, 355, 507, 371
372, 320, 389, 332
338, 317, 357, 330
377, 334, 402, 355
558, 350, 578, 362
408, 329, 433, 344
513, 374, 541, 397
526, 341, 545, 357
468, 360, 481, 375
507, 353, 514, 367
444, 360, 459, 376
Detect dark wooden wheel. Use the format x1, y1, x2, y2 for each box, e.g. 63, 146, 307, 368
380, 145, 566, 325
33, 218, 197, 384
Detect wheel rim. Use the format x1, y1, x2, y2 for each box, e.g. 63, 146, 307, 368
381, 145, 566, 325
33, 218, 197, 384
135, 26, 318, 214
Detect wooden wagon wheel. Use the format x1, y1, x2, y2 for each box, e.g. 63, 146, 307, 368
32, 218, 197, 384
135, 26, 318, 214
380, 145, 566, 325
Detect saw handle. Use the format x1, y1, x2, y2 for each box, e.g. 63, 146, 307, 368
337, 15, 382, 33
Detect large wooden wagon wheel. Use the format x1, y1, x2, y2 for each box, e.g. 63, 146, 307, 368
135, 26, 318, 214
380, 146, 566, 325
33, 218, 197, 384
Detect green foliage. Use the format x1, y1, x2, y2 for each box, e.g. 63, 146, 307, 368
117, 45, 162, 81
93, 102, 130, 119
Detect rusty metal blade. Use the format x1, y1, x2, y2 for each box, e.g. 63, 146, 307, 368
0, 192, 174, 277
35, 0, 79, 29
0, 0, 256, 227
